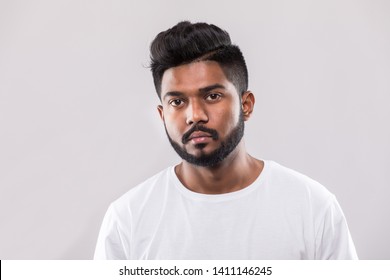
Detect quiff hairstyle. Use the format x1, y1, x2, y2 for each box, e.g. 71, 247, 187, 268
149, 21, 249, 99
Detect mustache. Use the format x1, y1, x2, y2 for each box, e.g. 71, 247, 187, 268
182, 124, 219, 144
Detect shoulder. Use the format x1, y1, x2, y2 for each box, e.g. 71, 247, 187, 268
94, 167, 175, 259
110, 167, 174, 216
264, 160, 335, 209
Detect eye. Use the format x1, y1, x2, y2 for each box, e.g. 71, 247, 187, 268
169, 99, 184, 107
205, 93, 222, 102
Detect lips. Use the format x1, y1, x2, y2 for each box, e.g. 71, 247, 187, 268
182, 125, 219, 144
188, 132, 213, 145
188, 131, 212, 140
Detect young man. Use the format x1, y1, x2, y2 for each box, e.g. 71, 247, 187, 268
94, 21, 358, 259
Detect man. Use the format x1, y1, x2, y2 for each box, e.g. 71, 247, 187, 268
94, 21, 358, 259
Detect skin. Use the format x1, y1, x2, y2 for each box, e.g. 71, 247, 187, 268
157, 60, 264, 194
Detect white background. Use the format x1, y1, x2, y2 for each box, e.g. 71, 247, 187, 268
0, 0, 389, 259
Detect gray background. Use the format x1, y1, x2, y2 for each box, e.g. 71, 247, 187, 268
0, 0, 389, 259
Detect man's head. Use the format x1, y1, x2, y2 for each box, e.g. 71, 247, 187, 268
150, 21, 254, 167
150, 21, 248, 98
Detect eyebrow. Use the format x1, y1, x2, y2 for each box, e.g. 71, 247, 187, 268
163, 91, 183, 101
199, 83, 226, 94
163, 84, 226, 101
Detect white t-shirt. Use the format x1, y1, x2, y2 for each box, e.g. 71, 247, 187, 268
94, 160, 358, 259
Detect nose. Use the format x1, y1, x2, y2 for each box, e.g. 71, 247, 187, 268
186, 99, 208, 126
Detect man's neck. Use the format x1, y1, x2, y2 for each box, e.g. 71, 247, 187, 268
174, 142, 264, 194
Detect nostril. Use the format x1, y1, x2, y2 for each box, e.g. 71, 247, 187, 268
186, 102, 209, 125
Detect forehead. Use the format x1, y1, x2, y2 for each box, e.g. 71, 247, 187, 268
160, 61, 236, 96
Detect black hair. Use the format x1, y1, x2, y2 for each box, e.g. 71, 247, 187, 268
150, 21, 248, 98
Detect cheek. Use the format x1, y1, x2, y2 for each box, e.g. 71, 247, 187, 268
212, 106, 241, 135
164, 115, 184, 137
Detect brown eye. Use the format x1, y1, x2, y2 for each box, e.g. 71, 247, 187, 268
169, 99, 184, 107
206, 93, 221, 101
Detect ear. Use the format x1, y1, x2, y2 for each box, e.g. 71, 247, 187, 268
241, 91, 255, 121
157, 105, 165, 121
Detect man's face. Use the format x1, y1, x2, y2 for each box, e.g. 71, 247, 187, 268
158, 60, 246, 167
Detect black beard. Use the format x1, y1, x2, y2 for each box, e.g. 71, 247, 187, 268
165, 114, 245, 167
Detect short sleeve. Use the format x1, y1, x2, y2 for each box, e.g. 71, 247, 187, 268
94, 204, 129, 260
315, 196, 358, 259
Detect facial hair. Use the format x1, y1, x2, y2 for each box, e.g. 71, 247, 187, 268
165, 113, 245, 167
